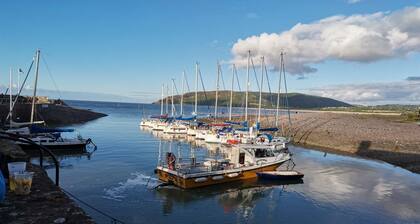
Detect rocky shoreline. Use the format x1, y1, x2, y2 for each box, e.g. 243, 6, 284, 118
0, 103, 107, 126
269, 112, 420, 173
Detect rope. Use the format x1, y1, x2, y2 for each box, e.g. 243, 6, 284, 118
198, 68, 210, 112
250, 58, 260, 92
41, 54, 63, 99
61, 188, 126, 224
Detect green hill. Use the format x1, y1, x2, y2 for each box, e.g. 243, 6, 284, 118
153, 91, 352, 109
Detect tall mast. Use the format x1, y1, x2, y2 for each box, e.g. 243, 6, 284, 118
257, 56, 264, 123
9, 67, 13, 126
229, 64, 235, 120
30, 49, 40, 123
281, 52, 292, 127
214, 61, 220, 119
245, 50, 250, 121
275, 55, 282, 127
166, 84, 169, 114
194, 62, 198, 115
160, 84, 164, 115
171, 79, 175, 117
180, 71, 185, 115
17, 69, 21, 92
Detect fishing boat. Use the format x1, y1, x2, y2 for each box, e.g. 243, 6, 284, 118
155, 143, 291, 189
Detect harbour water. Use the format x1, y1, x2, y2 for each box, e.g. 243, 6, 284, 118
42, 101, 420, 224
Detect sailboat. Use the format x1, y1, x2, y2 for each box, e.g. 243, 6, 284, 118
6, 49, 91, 150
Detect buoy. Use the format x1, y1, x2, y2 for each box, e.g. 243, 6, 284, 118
194, 177, 208, 183
227, 173, 239, 178
212, 175, 224, 181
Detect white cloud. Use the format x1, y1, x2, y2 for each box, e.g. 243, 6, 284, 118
231, 7, 420, 74
348, 0, 361, 4
306, 79, 420, 105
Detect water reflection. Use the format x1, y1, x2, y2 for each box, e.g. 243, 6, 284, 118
155, 179, 303, 218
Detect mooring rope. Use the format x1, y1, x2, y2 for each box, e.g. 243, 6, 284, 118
61, 188, 126, 224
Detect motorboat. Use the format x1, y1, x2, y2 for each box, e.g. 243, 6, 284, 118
156, 144, 291, 189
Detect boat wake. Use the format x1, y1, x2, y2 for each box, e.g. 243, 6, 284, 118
103, 172, 159, 201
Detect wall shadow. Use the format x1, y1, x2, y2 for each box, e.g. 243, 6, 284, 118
356, 140, 420, 174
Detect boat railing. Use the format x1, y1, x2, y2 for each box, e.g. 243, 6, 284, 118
0, 131, 60, 186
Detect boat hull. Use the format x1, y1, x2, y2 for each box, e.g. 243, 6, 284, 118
17, 142, 87, 151
156, 161, 287, 189
256, 171, 304, 181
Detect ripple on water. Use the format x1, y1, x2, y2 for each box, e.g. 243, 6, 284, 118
103, 172, 160, 201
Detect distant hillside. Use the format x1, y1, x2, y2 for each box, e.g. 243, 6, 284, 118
153, 91, 352, 109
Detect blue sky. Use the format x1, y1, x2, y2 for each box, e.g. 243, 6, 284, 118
1, 0, 420, 104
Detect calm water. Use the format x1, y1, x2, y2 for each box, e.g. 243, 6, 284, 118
41, 101, 420, 224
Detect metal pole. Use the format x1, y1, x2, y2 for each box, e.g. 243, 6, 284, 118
258, 56, 264, 123
229, 64, 235, 120
9, 68, 12, 127
160, 84, 164, 115
195, 62, 198, 115
214, 62, 220, 119
276, 56, 282, 127
166, 84, 169, 114
282, 52, 292, 127
181, 71, 185, 115
30, 49, 40, 123
171, 79, 175, 117
245, 50, 250, 121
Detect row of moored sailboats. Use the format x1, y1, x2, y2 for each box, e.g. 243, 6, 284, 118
141, 52, 296, 188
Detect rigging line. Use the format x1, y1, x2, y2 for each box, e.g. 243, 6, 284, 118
232, 65, 245, 111
6, 59, 34, 121
172, 78, 180, 95
198, 68, 210, 111
41, 54, 62, 99
170, 79, 178, 115
250, 57, 260, 92
219, 64, 230, 109
234, 65, 242, 92
264, 63, 275, 109
184, 71, 191, 92
61, 188, 126, 224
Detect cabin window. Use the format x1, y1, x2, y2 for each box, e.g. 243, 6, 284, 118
255, 149, 275, 158
239, 153, 245, 165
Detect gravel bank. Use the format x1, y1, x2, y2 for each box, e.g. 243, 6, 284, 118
281, 112, 420, 173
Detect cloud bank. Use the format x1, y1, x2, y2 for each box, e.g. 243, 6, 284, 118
231, 7, 420, 74
307, 79, 420, 105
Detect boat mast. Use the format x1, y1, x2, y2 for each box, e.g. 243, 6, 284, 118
275, 55, 282, 127
166, 84, 169, 114
30, 49, 40, 123
245, 50, 250, 122
171, 79, 175, 117
257, 56, 264, 123
281, 52, 292, 128
229, 64, 235, 120
160, 84, 164, 115
194, 62, 198, 116
9, 67, 12, 127
214, 61, 220, 119
180, 71, 185, 115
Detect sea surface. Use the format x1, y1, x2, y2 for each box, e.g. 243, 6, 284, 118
39, 100, 420, 224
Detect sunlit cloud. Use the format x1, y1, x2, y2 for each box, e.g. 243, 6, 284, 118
231, 7, 420, 75
306, 79, 420, 105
